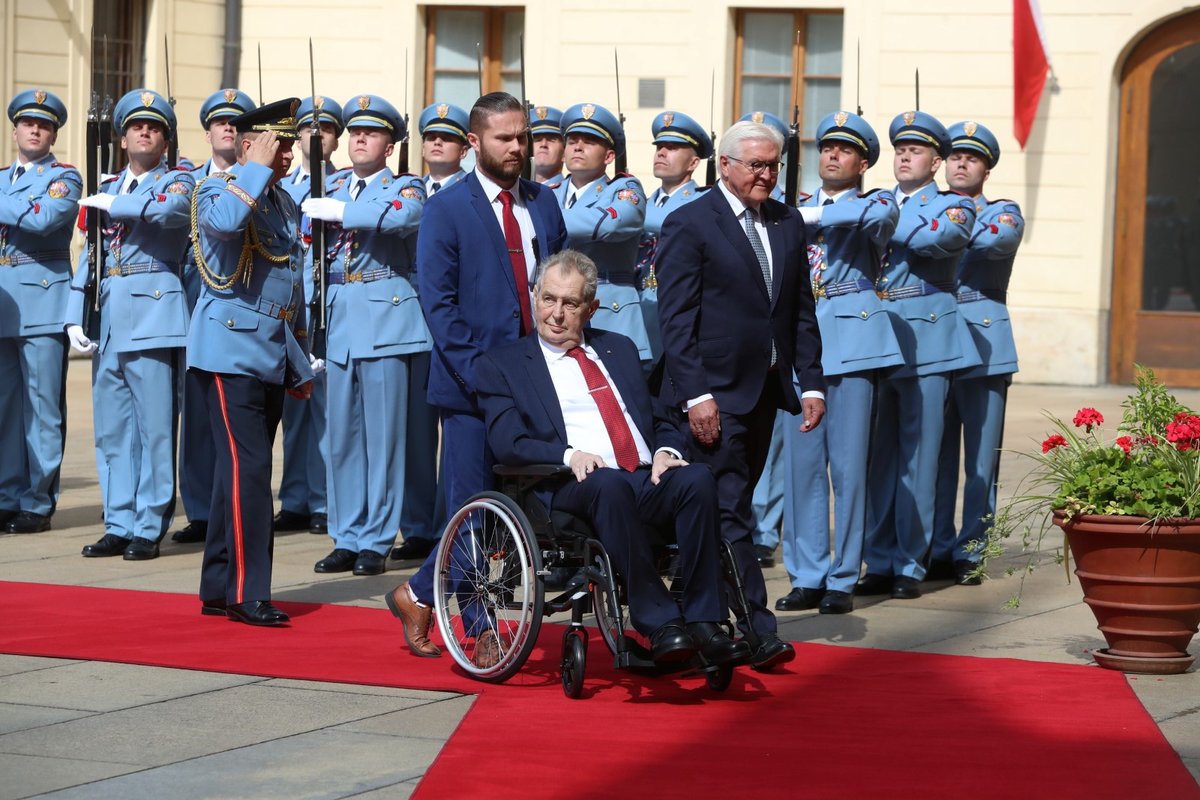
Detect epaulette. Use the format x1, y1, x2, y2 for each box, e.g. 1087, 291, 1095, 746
101, 175, 120, 185
613, 171, 636, 179
330, 166, 352, 176
940, 188, 972, 198
987, 197, 1017, 206
696, 184, 713, 193
546, 181, 562, 190
858, 188, 885, 198
797, 191, 812, 202
395, 171, 418, 179
50, 162, 77, 170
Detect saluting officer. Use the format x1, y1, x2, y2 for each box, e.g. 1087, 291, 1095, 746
173, 88, 257, 546
274, 95, 344, 537
529, 105, 565, 185
301, 94, 430, 576
0, 90, 81, 533
776, 111, 902, 615
932, 121, 1024, 586
554, 102, 650, 361
418, 102, 470, 195
189, 98, 314, 626
637, 110, 711, 363
69, 89, 194, 560
859, 111, 981, 600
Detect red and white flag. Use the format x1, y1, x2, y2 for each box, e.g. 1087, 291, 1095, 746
1013, 0, 1051, 149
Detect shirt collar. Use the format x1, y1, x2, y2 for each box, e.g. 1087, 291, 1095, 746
538, 333, 591, 361
819, 187, 853, 204
350, 168, 389, 192
567, 176, 602, 203
473, 165, 522, 204
717, 179, 751, 219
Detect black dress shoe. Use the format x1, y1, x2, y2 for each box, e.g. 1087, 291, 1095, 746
754, 544, 776, 568
308, 513, 328, 535
353, 550, 387, 576
314, 548, 358, 573
273, 509, 311, 532
924, 558, 956, 581
5, 511, 50, 533
123, 537, 160, 561
82, 533, 131, 558
200, 599, 227, 617
855, 573, 893, 596
390, 537, 435, 561
891, 575, 922, 599
226, 601, 289, 626
687, 621, 751, 666
0, 509, 18, 528
171, 520, 208, 543
650, 622, 695, 665
818, 590, 854, 615
750, 634, 796, 672
775, 586, 825, 611
954, 560, 983, 586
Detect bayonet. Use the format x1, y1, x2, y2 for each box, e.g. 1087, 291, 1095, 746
308, 38, 327, 358
520, 34, 531, 180
706, 69, 717, 186
476, 42, 484, 98
915, 68, 920, 112
856, 39, 863, 117
257, 43, 264, 104
784, 31, 802, 206
613, 48, 627, 174
398, 47, 410, 174
164, 34, 178, 169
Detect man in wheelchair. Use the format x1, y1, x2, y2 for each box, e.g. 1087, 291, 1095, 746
473, 250, 751, 668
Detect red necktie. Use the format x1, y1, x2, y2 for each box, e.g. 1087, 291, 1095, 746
497, 190, 532, 336
565, 347, 641, 472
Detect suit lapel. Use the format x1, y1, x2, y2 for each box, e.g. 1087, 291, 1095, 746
711, 192, 770, 304
521, 179, 549, 258
468, 174, 519, 299
763, 203, 787, 308
593, 336, 654, 446
521, 336, 568, 442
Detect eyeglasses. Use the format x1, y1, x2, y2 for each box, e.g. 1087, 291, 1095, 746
725, 155, 783, 176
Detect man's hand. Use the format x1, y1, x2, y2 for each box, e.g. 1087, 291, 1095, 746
308, 352, 326, 375
246, 130, 280, 169
301, 197, 346, 223
77, 194, 115, 212
688, 398, 721, 447
569, 450, 607, 482
65, 324, 98, 355
650, 450, 688, 485
799, 396, 825, 432
287, 381, 314, 401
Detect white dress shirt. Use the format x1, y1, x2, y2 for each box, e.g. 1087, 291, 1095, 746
474, 166, 537, 282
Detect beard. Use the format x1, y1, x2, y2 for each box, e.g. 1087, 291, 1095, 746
479, 146, 524, 182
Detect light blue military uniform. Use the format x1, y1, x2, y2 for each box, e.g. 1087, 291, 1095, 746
277, 95, 343, 526
781, 112, 904, 594
738, 111, 788, 204
0, 90, 80, 526
863, 110, 981, 583
933, 121, 1024, 568
67, 90, 194, 547
530, 105, 565, 185
555, 102, 650, 360
315, 95, 431, 563
178, 89, 257, 534
638, 110, 711, 363
418, 103, 468, 196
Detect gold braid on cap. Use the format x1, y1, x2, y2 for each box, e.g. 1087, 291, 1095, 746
190, 174, 290, 292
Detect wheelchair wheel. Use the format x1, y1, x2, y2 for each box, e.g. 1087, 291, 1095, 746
561, 628, 588, 699
433, 491, 543, 683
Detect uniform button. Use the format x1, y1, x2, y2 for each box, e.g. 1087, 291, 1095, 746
226, 319, 235, 327
153, 289, 161, 298
41, 279, 49, 287
512, 310, 519, 318
816, 235, 825, 244
881, 277, 889, 283
929, 313, 937, 321
860, 310, 868, 319
983, 317, 992, 326
611, 302, 620, 311
391, 296, 400, 305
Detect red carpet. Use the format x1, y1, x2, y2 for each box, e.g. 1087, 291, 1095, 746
1, 581, 1196, 799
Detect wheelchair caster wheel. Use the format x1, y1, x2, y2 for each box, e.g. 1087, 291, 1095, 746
561, 629, 588, 699
705, 662, 733, 692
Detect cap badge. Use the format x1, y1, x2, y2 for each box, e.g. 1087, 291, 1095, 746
314, 96, 325, 110
535, 105, 548, 120
662, 112, 674, 127
358, 96, 371, 110
436, 103, 449, 118
751, 111, 764, 124
582, 103, 595, 120
964, 121, 977, 136
224, 88, 237, 103
34, 90, 46, 105
903, 111, 916, 125
141, 91, 155, 107
834, 111, 849, 127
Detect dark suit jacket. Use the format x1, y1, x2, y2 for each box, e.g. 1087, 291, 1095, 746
655, 184, 824, 416
475, 330, 686, 467
417, 171, 568, 413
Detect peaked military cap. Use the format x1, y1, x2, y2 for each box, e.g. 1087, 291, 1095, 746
343, 94, 406, 143
297, 96, 345, 135
652, 111, 712, 159
232, 97, 301, 140
7, 89, 68, 129
816, 111, 881, 167
562, 102, 625, 156
947, 120, 1000, 168
889, 110, 951, 158
114, 89, 176, 134
738, 111, 789, 141
200, 89, 257, 127
418, 102, 469, 142
529, 105, 563, 137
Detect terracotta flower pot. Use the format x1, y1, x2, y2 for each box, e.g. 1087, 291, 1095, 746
1053, 512, 1200, 674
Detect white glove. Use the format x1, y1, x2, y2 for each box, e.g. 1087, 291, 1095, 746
66, 324, 98, 355
308, 353, 326, 375
798, 205, 824, 225
301, 197, 346, 223
78, 194, 116, 212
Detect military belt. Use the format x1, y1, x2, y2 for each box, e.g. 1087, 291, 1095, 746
0, 249, 71, 267
877, 280, 955, 301
816, 278, 874, 300
956, 288, 1007, 304
597, 269, 637, 287
327, 266, 410, 285
104, 261, 178, 279
254, 299, 297, 323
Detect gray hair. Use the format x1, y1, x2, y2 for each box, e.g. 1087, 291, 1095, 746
533, 249, 598, 304
718, 121, 783, 160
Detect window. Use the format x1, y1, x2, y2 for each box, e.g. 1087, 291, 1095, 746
92, 0, 148, 171
734, 10, 844, 194
425, 7, 526, 108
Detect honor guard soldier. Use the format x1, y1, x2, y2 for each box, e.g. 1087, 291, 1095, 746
859, 110, 981, 600
638, 110, 711, 362
0, 90, 81, 533
189, 98, 314, 625
554, 102, 650, 361
70, 89, 195, 560
173, 88, 257, 546
275, 95, 344, 537
418, 102, 469, 196
530, 105, 565, 185
932, 121, 1024, 586
301, 94, 432, 576
775, 111, 903, 615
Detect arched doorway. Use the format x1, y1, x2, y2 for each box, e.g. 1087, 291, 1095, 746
1111, 11, 1200, 386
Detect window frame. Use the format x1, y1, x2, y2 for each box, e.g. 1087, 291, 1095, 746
424, 6, 525, 105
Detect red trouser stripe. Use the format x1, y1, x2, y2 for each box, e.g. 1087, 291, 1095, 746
213, 375, 246, 604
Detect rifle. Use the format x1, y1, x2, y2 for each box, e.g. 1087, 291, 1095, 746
613, 49, 627, 174
164, 35, 178, 169
83, 31, 112, 341
476, 43, 484, 98
783, 31, 801, 206
308, 39, 327, 359
519, 34, 532, 180
705, 69, 717, 186
915, 68, 921, 111
397, 48, 410, 174
257, 43, 264, 103
856, 40, 864, 192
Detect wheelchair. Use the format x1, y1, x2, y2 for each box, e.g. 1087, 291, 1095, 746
431, 464, 760, 698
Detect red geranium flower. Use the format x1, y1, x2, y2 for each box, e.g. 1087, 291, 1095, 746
1073, 408, 1104, 432
1116, 435, 1134, 454
1042, 434, 1068, 453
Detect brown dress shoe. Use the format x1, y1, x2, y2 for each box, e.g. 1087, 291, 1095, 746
472, 630, 501, 669
385, 583, 441, 657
